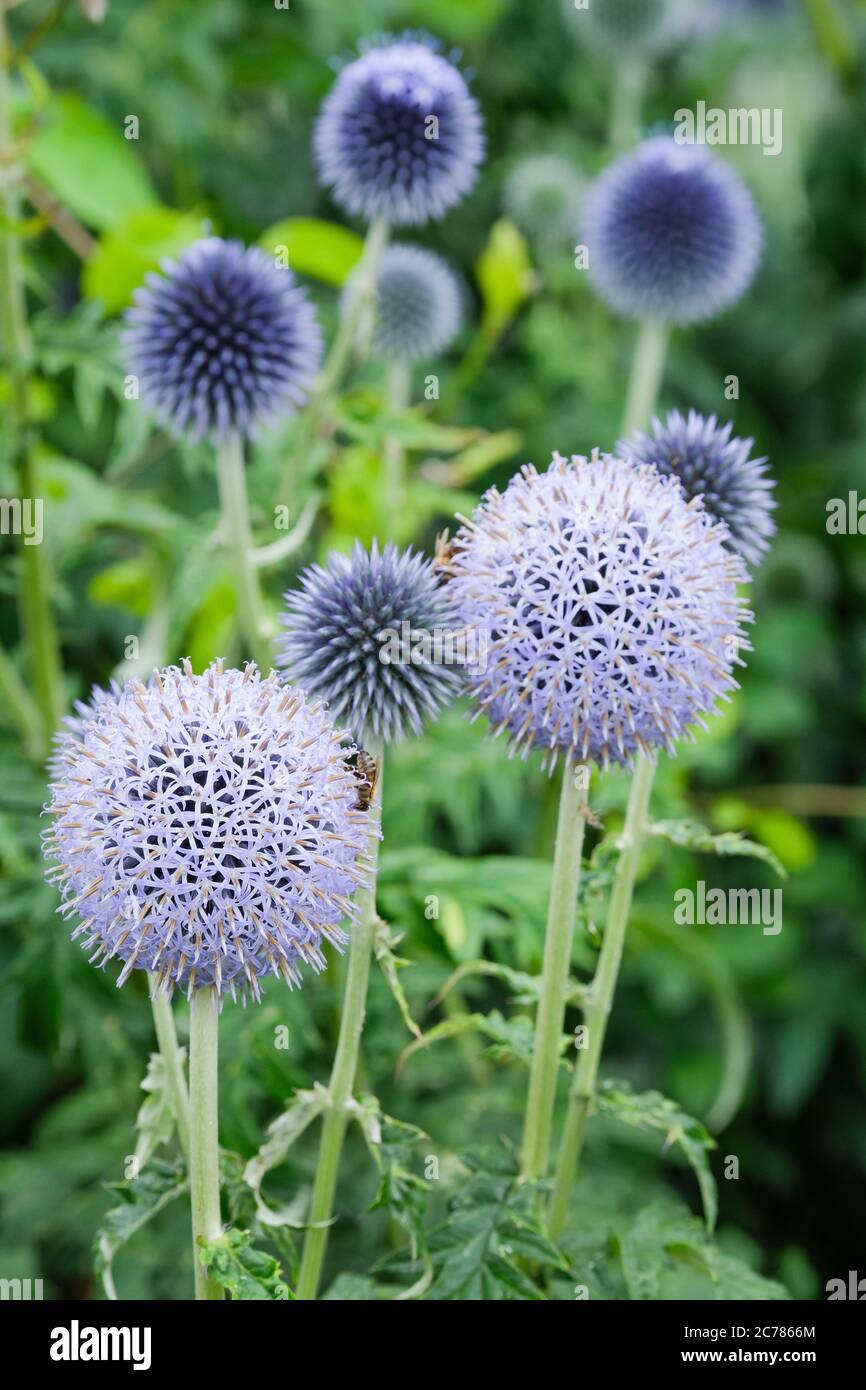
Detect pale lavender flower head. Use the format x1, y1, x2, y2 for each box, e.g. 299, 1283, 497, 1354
43, 660, 369, 1003
620, 409, 776, 567
562, 0, 674, 56
583, 136, 762, 324
278, 541, 460, 743
343, 243, 462, 361
314, 35, 484, 227
448, 451, 751, 770
503, 154, 584, 248
123, 237, 322, 442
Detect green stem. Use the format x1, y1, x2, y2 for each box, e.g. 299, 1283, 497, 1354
520, 761, 587, 1181
189, 988, 223, 1300
1, 9, 63, 758
0, 636, 43, 758
215, 432, 272, 673
548, 754, 656, 1239
382, 357, 410, 533
149, 982, 191, 1164
609, 54, 647, 155
287, 218, 389, 481
296, 734, 384, 1301
620, 318, 669, 438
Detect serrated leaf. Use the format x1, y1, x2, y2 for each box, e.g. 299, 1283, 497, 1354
423, 1147, 569, 1300
243, 1083, 329, 1226
596, 1080, 718, 1233
397, 1008, 543, 1074
133, 1049, 185, 1169
199, 1227, 292, 1300
95, 1158, 187, 1300
649, 818, 787, 879
373, 916, 421, 1037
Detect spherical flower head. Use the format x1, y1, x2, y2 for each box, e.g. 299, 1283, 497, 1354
43, 660, 369, 1003
503, 155, 583, 247
343, 243, 462, 361
314, 35, 484, 227
123, 237, 323, 442
278, 541, 461, 743
583, 136, 762, 325
620, 409, 776, 568
562, 0, 674, 56
448, 452, 752, 770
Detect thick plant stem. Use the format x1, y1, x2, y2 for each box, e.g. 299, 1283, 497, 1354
215, 432, 272, 672
288, 218, 389, 479
520, 762, 587, 1181
149, 983, 191, 1164
383, 358, 410, 531
549, 754, 656, 1239
620, 319, 669, 439
189, 988, 223, 1300
296, 736, 384, 1301
609, 54, 647, 155
1, 12, 63, 758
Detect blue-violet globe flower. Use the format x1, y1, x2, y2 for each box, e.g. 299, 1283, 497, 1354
448, 451, 752, 769
582, 136, 762, 324
620, 409, 776, 567
314, 35, 484, 227
123, 237, 323, 442
278, 541, 461, 743
44, 660, 369, 1003
344, 243, 462, 361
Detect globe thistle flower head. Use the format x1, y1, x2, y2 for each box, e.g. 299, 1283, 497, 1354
314, 34, 484, 227
562, 0, 674, 56
503, 155, 583, 248
583, 136, 762, 325
448, 451, 752, 770
620, 409, 776, 567
43, 660, 370, 1004
123, 237, 323, 443
343, 243, 462, 361
278, 541, 461, 743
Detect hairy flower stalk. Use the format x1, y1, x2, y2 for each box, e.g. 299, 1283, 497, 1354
281, 542, 458, 1297
449, 452, 751, 1191
124, 237, 322, 667
44, 659, 368, 1296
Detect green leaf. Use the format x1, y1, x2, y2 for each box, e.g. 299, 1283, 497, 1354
398, 1009, 541, 1074
95, 1158, 187, 1300
373, 916, 421, 1037
199, 1227, 292, 1300
649, 818, 787, 879
27, 95, 158, 230
475, 218, 536, 337
88, 556, 154, 617
133, 1050, 186, 1169
83, 207, 209, 312
243, 1083, 329, 1226
423, 1147, 569, 1300
595, 1080, 718, 1233
259, 218, 364, 286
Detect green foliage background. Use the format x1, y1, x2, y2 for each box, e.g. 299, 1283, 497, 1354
2, 0, 866, 1300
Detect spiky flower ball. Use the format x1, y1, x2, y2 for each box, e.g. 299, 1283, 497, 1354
314, 35, 484, 227
43, 660, 369, 1003
344, 243, 462, 361
278, 541, 461, 743
448, 452, 751, 769
620, 409, 776, 567
123, 237, 322, 442
503, 155, 583, 247
562, 0, 674, 55
582, 136, 762, 325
